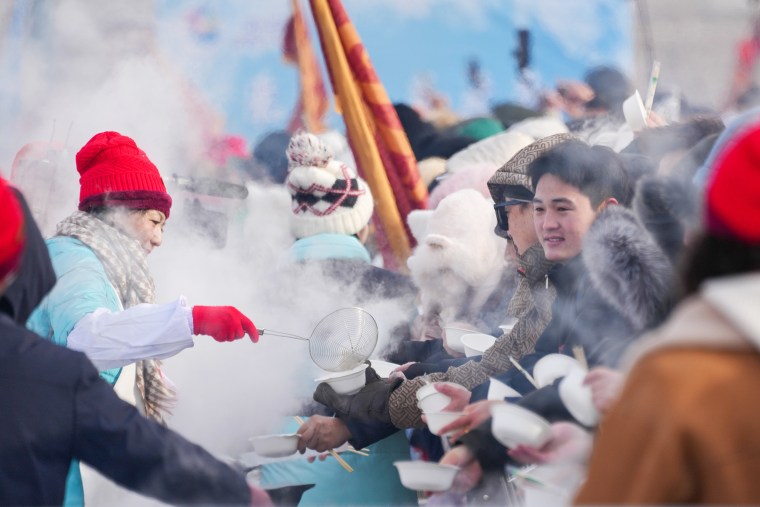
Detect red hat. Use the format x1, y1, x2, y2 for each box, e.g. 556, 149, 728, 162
0, 176, 25, 285
705, 123, 760, 243
76, 131, 172, 218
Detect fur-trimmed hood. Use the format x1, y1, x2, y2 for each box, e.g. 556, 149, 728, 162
582, 205, 674, 333
633, 174, 699, 264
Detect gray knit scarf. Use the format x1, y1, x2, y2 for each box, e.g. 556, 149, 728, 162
57, 211, 176, 423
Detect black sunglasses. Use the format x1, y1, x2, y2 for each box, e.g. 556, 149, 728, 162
494, 199, 532, 231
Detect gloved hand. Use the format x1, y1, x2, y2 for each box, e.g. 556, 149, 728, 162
192, 306, 259, 343
313, 364, 402, 425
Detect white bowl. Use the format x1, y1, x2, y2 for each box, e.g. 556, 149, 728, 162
487, 377, 522, 400
443, 326, 474, 354
417, 392, 452, 414
416, 382, 465, 413
394, 461, 460, 492
249, 434, 300, 458
558, 368, 600, 427
460, 333, 497, 357
490, 403, 552, 449
369, 359, 399, 378
424, 411, 465, 436
415, 381, 463, 401
499, 323, 516, 335
533, 354, 584, 388
623, 90, 647, 131
314, 363, 368, 395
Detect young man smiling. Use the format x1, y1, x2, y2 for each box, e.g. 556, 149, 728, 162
494, 138, 633, 394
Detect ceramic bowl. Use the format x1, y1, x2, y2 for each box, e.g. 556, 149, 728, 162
394, 461, 460, 492
369, 359, 399, 378
314, 363, 368, 395
460, 333, 497, 357
424, 411, 465, 436
249, 434, 300, 458
558, 368, 600, 427
490, 403, 552, 449
533, 354, 584, 388
443, 326, 474, 354
487, 377, 522, 400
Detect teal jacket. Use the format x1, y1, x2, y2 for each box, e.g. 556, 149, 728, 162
27, 236, 124, 507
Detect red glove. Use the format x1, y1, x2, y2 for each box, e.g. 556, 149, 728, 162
192, 306, 259, 343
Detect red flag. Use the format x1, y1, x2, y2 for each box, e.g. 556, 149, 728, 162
309, 0, 428, 268
283, 0, 329, 134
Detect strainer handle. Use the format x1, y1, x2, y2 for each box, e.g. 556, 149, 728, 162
259, 329, 308, 341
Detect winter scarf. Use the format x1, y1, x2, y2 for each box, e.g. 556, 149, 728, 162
56, 211, 176, 423
389, 244, 555, 429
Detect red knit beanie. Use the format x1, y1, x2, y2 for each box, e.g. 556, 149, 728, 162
705, 123, 760, 243
76, 131, 172, 218
0, 176, 25, 285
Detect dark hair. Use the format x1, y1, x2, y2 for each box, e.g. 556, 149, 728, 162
681, 234, 760, 296
528, 140, 629, 207
621, 116, 725, 166
583, 66, 632, 117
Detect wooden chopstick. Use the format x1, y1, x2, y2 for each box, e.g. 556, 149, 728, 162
509, 356, 539, 389
572, 346, 588, 370
293, 416, 354, 472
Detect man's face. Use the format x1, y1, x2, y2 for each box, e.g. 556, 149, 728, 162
533, 174, 598, 262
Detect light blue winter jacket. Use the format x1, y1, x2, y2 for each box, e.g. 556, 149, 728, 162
288, 233, 372, 264
27, 236, 125, 507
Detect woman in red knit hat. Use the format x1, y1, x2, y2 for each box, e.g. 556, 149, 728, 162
26, 131, 260, 506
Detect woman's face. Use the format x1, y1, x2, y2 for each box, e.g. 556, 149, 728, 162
113, 209, 166, 255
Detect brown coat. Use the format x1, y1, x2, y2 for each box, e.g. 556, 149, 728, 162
576, 275, 760, 505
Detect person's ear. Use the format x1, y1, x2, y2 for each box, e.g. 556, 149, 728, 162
595, 197, 619, 213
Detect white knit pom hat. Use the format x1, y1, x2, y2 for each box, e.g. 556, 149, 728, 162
285, 132, 374, 238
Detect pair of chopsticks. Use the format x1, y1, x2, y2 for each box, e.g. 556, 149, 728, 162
293, 416, 354, 472
509, 356, 539, 389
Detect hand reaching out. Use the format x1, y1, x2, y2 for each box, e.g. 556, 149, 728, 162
507, 422, 593, 465
439, 445, 483, 494
583, 367, 623, 413
295, 415, 351, 454
436, 400, 501, 441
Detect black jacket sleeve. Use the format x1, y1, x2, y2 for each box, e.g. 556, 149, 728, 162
341, 417, 400, 449
72, 360, 252, 505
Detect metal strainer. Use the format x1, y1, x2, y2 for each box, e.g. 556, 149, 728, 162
259, 307, 378, 372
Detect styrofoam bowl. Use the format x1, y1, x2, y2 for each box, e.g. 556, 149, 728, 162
460, 333, 497, 357
415, 381, 464, 401
558, 368, 600, 427
487, 377, 522, 400
443, 326, 474, 354
424, 411, 465, 436
369, 359, 399, 378
533, 354, 584, 388
623, 90, 647, 132
249, 434, 300, 458
417, 392, 452, 414
490, 403, 552, 449
394, 461, 460, 492
314, 363, 368, 395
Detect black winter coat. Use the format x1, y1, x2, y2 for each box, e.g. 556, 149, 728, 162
0, 192, 252, 506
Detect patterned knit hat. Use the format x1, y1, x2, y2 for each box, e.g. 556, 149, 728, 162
0, 176, 25, 285
705, 122, 760, 243
285, 132, 373, 238
76, 131, 172, 218
487, 133, 577, 203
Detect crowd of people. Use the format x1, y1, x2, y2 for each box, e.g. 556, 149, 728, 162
2, 59, 760, 507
